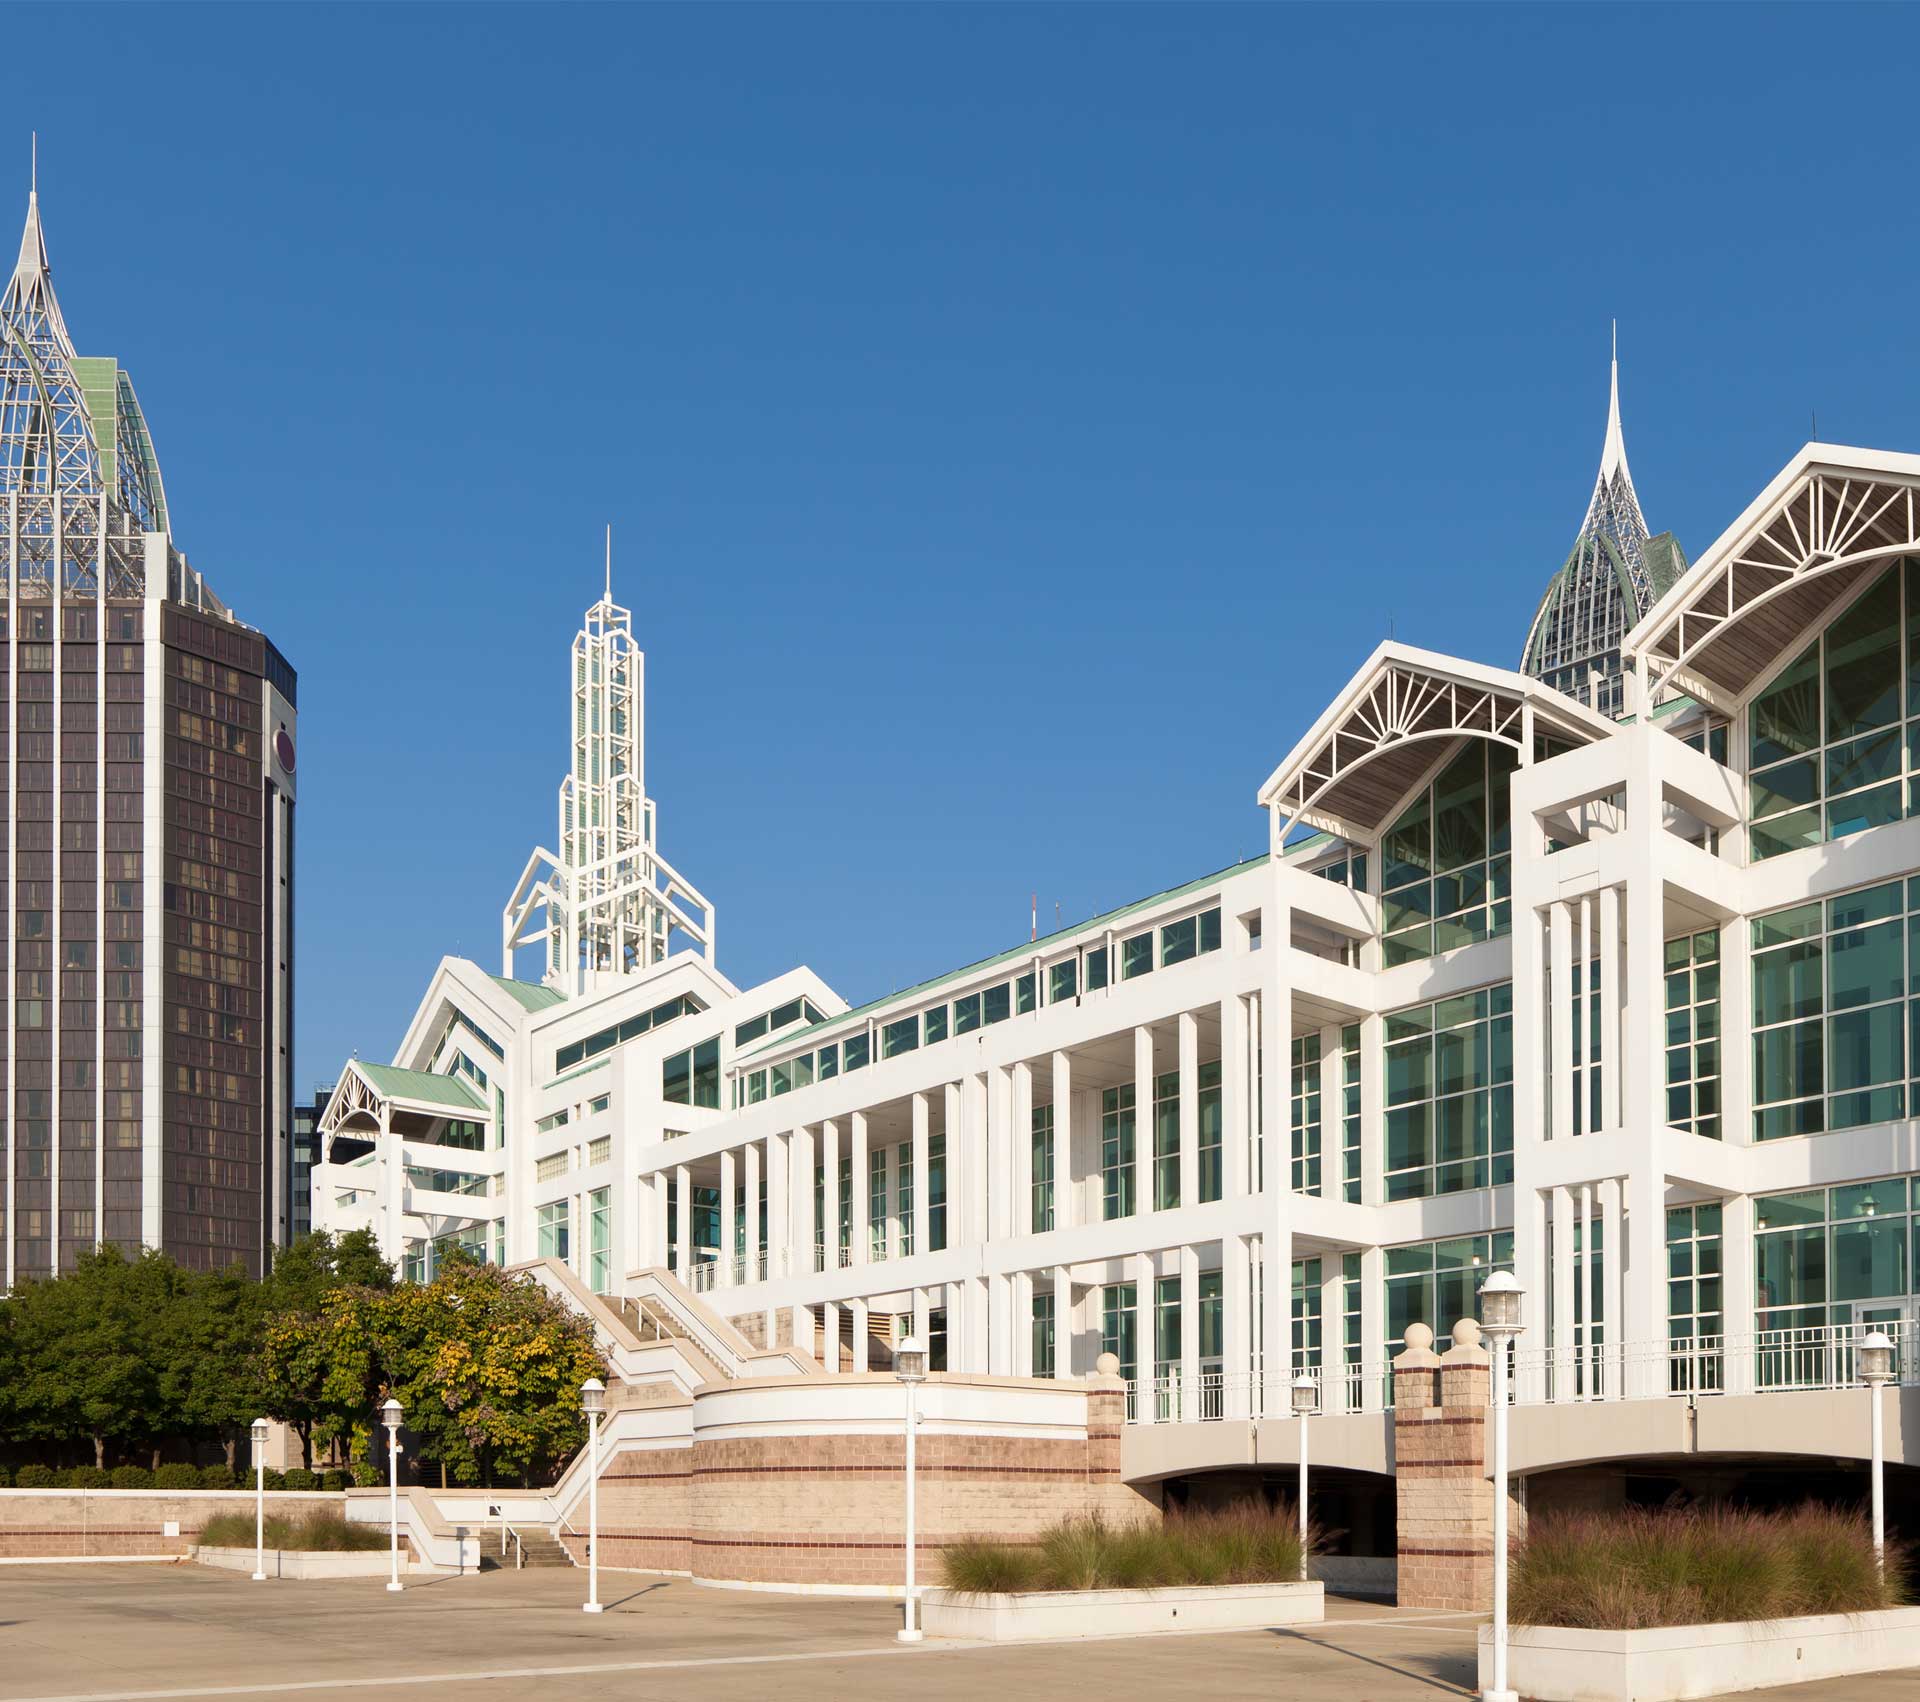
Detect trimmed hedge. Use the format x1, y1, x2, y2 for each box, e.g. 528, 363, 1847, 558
154, 1464, 200, 1490
109, 1465, 152, 1489
282, 1468, 317, 1491
198, 1464, 235, 1490
69, 1466, 110, 1489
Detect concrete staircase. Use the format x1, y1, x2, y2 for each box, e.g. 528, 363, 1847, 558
507, 1529, 574, 1569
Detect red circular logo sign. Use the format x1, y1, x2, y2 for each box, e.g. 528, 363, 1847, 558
274, 728, 296, 773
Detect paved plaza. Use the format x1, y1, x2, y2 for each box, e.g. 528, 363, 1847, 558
0, 1563, 1909, 1702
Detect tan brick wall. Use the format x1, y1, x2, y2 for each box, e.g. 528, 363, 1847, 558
1393, 1336, 1521, 1611
0, 1491, 345, 1560
558, 1447, 692, 1574
562, 1379, 1156, 1589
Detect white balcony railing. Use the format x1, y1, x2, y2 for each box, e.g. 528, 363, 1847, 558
1121, 1321, 1918, 1425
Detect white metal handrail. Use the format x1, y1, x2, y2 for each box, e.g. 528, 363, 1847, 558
1120, 1322, 1918, 1424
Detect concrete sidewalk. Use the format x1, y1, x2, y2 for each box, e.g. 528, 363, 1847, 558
0, 1563, 1905, 1701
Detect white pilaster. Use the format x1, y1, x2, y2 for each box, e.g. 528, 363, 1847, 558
850, 1112, 869, 1267
1133, 1026, 1154, 1209
821, 1299, 839, 1374
674, 1163, 692, 1279
1222, 1232, 1249, 1417
911, 1093, 930, 1256
820, 1119, 840, 1268
718, 1148, 737, 1287
1178, 1243, 1199, 1422
851, 1297, 869, 1373
744, 1140, 761, 1282
1052, 1263, 1072, 1378
1051, 1052, 1073, 1232
1013, 1061, 1033, 1236
1177, 1012, 1199, 1209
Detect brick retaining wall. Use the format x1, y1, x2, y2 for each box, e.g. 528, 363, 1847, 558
0, 1491, 345, 1560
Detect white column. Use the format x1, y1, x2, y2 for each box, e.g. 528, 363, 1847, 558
1579, 1181, 1595, 1396
1222, 1232, 1250, 1417
1359, 1014, 1390, 1214
850, 1112, 869, 1267
911, 1093, 931, 1257
1179, 1244, 1199, 1422
1052, 1263, 1072, 1379
1599, 1176, 1623, 1399
988, 1271, 1013, 1375
821, 1300, 840, 1374
674, 1163, 692, 1280
1318, 1022, 1341, 1199
1220, 998, 1246, 1200
1319, 1257, 1346, 1413
1599, 884, 1622, 1135
1135, 1250, 1157, 1422
791, 1302, 811, 1360
1051, 1053, 1074, 1231
1358, 1245, 1385, 1411
770, 1133, 790, 1279
966, 1075, 990, 1245
1721, 1193, 1756, 1395
820, 1119, 840, 1268
718, 1148, 737, 1287
1177, 1012, 1199, 1209
943, 1083, 963, 1249
1013, 1062, 1034, 1237
1621, 837, 1672, 1396
912, 1285, 930, 1352
744, 1141, 762, 1282
791, 1126, 815, 1273
1552, 1184, 1575, 1397
1134, 1027, 1154, 1210
1550, 901, 1573, 1144
883, 1139, 900, 1262
1012, 1272, 1033, 1377
1719, 910, 1753, 1145
851, 1297, 870, 1373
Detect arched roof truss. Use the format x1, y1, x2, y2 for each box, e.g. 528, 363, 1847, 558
1627, 447, 1920, 713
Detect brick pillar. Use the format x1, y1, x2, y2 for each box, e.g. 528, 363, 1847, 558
1393, 1319, 1503, 1611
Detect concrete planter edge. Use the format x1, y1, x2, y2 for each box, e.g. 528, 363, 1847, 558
920, 1579, 1323, 1642
1478, 1605, 1920, 1701
194, 1546, 414, 1580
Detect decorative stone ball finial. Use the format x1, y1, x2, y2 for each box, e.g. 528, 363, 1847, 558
1452, 1318, 1482, 1350
1403, 1323, 1434, 1354
1094, 1351, 1121, 1377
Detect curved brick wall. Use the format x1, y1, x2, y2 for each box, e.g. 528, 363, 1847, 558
565, 1373, 1155, 1590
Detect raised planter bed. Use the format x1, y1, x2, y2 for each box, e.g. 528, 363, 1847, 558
1478, 1608, 1920, 1701
194, 1546, 412, 1581
921, 1580, 1322, 1642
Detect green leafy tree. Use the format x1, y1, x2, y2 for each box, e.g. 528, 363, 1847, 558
6, 1247, 167, 1467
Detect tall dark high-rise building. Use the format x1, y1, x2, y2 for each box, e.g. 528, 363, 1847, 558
0, 180, 296, 1281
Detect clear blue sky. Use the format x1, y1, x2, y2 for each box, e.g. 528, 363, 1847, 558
17, 3, 1919, 1090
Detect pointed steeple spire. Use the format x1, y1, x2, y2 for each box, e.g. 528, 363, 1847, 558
1581, 320, 1646, 553
6, 135, 72, 352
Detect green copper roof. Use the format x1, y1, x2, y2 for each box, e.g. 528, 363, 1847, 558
490, 974, 567, 1012
354, 1061, 485, 1112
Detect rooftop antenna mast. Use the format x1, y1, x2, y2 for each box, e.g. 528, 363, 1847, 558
605, 522, 612, 602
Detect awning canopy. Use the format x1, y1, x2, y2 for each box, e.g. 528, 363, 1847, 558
1257, 642, 1617, 844
1624, 444, 1920, 713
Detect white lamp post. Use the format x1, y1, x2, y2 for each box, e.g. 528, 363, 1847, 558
380, 1398, 404, 1593
581, 1377, 606, 1613
895, 1335, 927, 1644
250, 1418, 270, 1581
1861, 1331, 1894, 1574
1291, 1372, 1318, 1582
1478, 1271, 1525, 1702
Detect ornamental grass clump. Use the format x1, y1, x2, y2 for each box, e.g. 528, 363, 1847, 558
1510, 1504, 1907, 1630
198, 1509, 386, 1553
942, 1501, 1312, 1594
